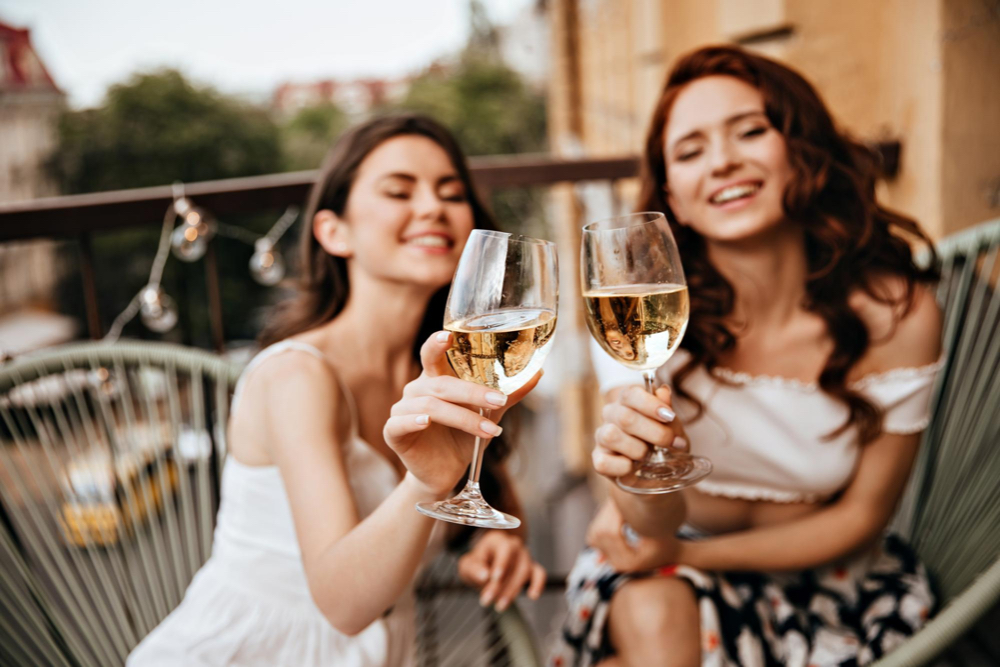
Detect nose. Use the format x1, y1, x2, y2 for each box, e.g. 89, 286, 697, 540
412, 185, 445, 221
708, 136, 741, 177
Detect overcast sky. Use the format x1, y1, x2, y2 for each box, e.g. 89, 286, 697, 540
0, 0, 533, 108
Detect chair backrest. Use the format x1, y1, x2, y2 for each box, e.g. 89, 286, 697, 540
415, 551, 542, 667
0, 341, 241, 667
893, 217, 1000, 604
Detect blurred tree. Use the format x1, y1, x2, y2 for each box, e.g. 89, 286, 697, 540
51, 70, 289, 347
53, 69, 282, 192
280, 102, 350, 171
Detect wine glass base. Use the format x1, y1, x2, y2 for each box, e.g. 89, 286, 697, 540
616, 454, 712, 495
415, 499, 521, 530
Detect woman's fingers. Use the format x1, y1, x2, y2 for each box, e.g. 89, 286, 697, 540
595, 423, 649, 461
495, 553, 534, 612
419, 331, 458, 378
391, 396, 502, 439
592, 443, 638, 478
620, 385, 676, 421
526, 563, 547, 600
457, 550, 491, 587
479, 539, 515, 607
602, 401, 675, 448
383, 414, 432, 443
403, 374, 508, 412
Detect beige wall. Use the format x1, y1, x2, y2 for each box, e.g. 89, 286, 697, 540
941, 0, 1000, 233
551, 0, 1000, 238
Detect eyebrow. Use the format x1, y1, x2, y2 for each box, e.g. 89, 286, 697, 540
668, 110, 768, 151
380, 173, 462, 187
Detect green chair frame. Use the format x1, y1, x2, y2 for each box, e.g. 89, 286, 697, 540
875, 217, 1000, 666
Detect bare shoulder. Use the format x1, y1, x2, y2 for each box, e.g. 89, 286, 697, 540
239, 348, 350, 451
850, 276, 942, 373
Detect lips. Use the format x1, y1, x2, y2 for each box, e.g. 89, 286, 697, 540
709, 181, 762, 205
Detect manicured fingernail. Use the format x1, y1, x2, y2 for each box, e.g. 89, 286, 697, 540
415, 414, 430, 425
657, 407, 675, 422
481, 421, 503, 436
480, 591, 494, 606
673, 436, 688, 451
479, 569, 490, 583
485, 392, 507, 406
436, 331, 450, 343
496, 598, 510, 612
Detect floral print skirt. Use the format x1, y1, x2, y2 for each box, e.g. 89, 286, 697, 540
548, 534, 934, 667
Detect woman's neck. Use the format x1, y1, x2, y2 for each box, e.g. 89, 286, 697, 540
705, 223, 809, 330
316, 274, 437, 385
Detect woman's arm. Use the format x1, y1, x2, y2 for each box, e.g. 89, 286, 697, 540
256, 355, 441, 635
591, 385, 689, 537
259, 334, 516, 636
680, 429, 919, 571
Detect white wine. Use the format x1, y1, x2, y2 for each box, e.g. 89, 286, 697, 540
583, 284, 689, 370
446, 308, 557, 395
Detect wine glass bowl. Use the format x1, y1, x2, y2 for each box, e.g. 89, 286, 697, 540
581, 212, 711, 494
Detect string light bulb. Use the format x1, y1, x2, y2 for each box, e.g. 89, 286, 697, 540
170, 196, 216, 262
249, 238, 285, 286
138, 285, 178, 333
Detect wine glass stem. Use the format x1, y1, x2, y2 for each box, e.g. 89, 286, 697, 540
643, 370, 656, 395
465, 408, 492, 490
642, 370, 670, 463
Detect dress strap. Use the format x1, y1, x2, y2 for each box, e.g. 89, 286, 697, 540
232, 340, 361, 437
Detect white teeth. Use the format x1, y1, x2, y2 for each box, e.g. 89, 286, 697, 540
711, 183, 761, 204
407, 235, 450, 248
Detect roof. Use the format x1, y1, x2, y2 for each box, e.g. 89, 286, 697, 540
0, 20, 60, 92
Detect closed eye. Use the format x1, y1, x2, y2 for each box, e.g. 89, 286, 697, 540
740, 127, 767, 139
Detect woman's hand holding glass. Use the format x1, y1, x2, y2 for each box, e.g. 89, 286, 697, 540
591, 386, 688, 481
384, 331, 542, 498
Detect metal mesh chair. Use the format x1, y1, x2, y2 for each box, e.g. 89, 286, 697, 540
0, 340, 541, 666
877, 217, 1000, 666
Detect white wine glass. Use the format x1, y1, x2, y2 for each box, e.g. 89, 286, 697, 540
416, 229, 558, 529
581, 211, 711, 494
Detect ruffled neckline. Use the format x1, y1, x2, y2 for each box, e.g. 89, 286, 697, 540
707, 356, 945, 393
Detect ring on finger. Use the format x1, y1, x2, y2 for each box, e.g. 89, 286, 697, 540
620, 523, 641, 549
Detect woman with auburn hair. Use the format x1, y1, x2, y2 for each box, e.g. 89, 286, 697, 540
128, 115, 545, 667
550, 46, 941, 667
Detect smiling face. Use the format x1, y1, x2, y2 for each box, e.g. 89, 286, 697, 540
325, 134, 476, 289
664, 75, 795, 244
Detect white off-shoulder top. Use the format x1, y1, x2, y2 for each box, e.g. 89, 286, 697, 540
591, 342, 944, 504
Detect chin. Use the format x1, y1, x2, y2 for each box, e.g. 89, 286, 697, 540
699, 213, 788, 244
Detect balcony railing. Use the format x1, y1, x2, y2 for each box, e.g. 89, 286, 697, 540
0, 155, 640, 348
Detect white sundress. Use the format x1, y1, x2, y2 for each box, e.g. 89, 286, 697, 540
128, 340, 439, 667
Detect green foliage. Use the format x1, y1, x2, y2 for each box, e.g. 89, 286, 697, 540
397, 57, 546, 158
52, 69, 282, 193
280, 102, 350, 171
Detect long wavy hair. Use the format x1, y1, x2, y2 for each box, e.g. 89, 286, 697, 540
639, 46, 938, 444
258, 115, 514, 528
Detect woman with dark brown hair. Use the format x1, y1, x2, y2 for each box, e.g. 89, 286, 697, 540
551, 46, 942, 667
129, 115, 545, 667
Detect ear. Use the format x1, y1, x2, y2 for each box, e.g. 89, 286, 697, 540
664, 187, 688, 227
313, 209, 352, 257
